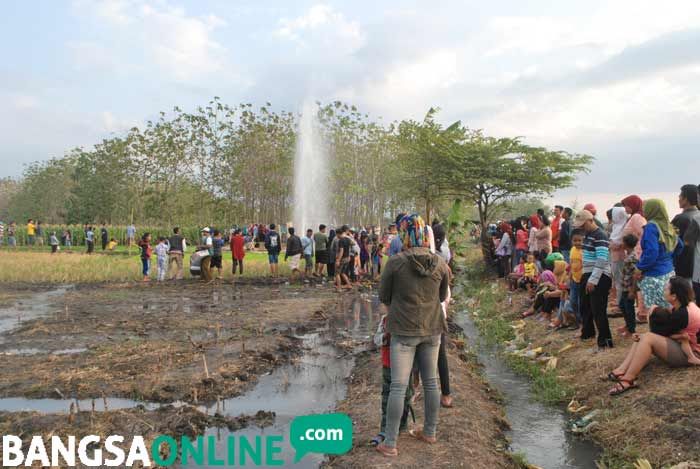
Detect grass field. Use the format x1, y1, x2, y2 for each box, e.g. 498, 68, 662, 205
0, 249, 294, 283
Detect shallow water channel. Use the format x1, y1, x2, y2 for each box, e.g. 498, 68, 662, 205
453, 286, 601, 468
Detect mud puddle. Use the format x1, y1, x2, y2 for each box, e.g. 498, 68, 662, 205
177, 295, 377, 469
0, 287, 69, 339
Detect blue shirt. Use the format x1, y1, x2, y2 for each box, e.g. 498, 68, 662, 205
86, 230, 94, 242
302, 236, 313, 256
637, 223, 676, 277
389, 236, 403, 256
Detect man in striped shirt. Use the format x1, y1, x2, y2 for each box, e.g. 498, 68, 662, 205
573, 209, 614, 349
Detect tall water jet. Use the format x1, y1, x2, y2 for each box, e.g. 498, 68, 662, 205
293, 100, 329, 231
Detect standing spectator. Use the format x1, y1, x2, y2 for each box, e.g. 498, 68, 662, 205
211, 230, 225, 280
495, 224, 513, 278
376, 214, 450, 458
35, 221, 44, 246
535, 216, 553, 259
551, 205, 563, 252
49, 232, 59, 254
126, 223, 136, 247
0, 220, 4, 246
573, 209, 614, 350
138, 233, 152, 282
155, 237, 169, 281
514, 219, 529, 265
635, 199, 680, 320
302, 229, 314, 278
672, 185, 700, 300
584, 203, 605, 229
85, 226, 95, 254
100, 224, 109, 251
327, 228, 338, 279
230, 229, 245, 276
388, 214, 406, 256
7, 222, 16, 247
313, 224, 329, 277
63, 230, 72, 248
527, 214, 541, 254
559, 208, 573, 263
26, 219, 36, 246
334, 226, 352, 291
609, 207, 629, 311
285, 227, 304, 282
264, 224, 281, 277
619, 234, 640, 336
168, 227, 186, 280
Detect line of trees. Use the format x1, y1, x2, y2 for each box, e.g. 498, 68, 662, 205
0, 100, 593, 238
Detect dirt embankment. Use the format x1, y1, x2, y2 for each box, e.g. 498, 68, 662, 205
325, 330, 516, 468
501, 283, 700, 467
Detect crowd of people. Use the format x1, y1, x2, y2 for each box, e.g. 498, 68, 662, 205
490, 184, 700, 397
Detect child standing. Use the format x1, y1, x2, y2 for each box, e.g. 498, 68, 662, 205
568, 229, 585, 327
155, 237, 169, 282
211, 230, 224, 280
619, 234, 639, 336
139, 233, 152, 282
49, 232, 59, 254
371, 315, 414, 447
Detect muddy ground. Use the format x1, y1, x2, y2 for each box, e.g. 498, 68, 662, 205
0, 278, 519, 468
0, 280, 340, 403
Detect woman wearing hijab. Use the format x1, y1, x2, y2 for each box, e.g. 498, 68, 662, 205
376, 214, 450, 457
621, 195, 647, 257
635, 199, 682, 320
609, 206, 630, 311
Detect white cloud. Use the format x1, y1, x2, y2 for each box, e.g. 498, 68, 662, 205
274, 4, 365, 55
10, 94, 40, 111
72, 0, 229, 81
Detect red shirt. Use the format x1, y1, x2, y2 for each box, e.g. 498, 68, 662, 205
551, 216, 561, 248
515, 230, 529, 251
230, 235, 245, 260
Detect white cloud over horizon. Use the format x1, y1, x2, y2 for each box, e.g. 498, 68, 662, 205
1, 0, 698, 201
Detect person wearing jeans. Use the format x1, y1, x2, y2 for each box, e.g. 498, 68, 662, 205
376, 214, 450, 458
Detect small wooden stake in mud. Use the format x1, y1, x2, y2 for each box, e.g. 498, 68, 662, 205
102, 392, 108, 412
202, 353, 210, 379
68, 402, 75, 424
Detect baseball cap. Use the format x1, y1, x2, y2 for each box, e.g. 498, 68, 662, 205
201, 227, 211, 233
572, 210, 593, 228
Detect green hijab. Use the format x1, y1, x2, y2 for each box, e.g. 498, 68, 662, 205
643, 199, 677, 251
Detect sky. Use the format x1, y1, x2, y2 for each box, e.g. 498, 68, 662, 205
1, 0, 698, 214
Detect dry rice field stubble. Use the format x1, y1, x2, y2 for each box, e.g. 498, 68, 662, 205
473, 266, 700, 467
0, 250, 291, 283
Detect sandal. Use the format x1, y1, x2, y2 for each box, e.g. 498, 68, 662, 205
522, 310, 535, 318
409, 429, 437, 444
370, 433, 386, 447
609, 379, 637, 396
375, 443, 398, 457
603, 371, 623, 382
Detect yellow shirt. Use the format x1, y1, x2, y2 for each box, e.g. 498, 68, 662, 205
570, 246, 583, 283
107, 241, 118, 250
524, 262, 536, 278
27, 223, 35, 236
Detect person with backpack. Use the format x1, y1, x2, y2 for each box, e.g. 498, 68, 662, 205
265, 223, 281, 277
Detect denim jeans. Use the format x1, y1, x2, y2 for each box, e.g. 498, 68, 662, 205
384, 334, 441, 448
560, 249, 570, 264
568, 280, 581, 324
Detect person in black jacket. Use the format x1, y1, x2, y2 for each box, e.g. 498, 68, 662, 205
285, 227, 304, 282
559, 207, 573, 263
264, 224, 281, 277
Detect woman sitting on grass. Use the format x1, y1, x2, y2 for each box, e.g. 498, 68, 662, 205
521, 269, 559, 321
607, 277, 700, 396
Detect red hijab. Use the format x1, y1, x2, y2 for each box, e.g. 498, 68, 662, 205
621, 195, 644, 216
529, 214, 541, 229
